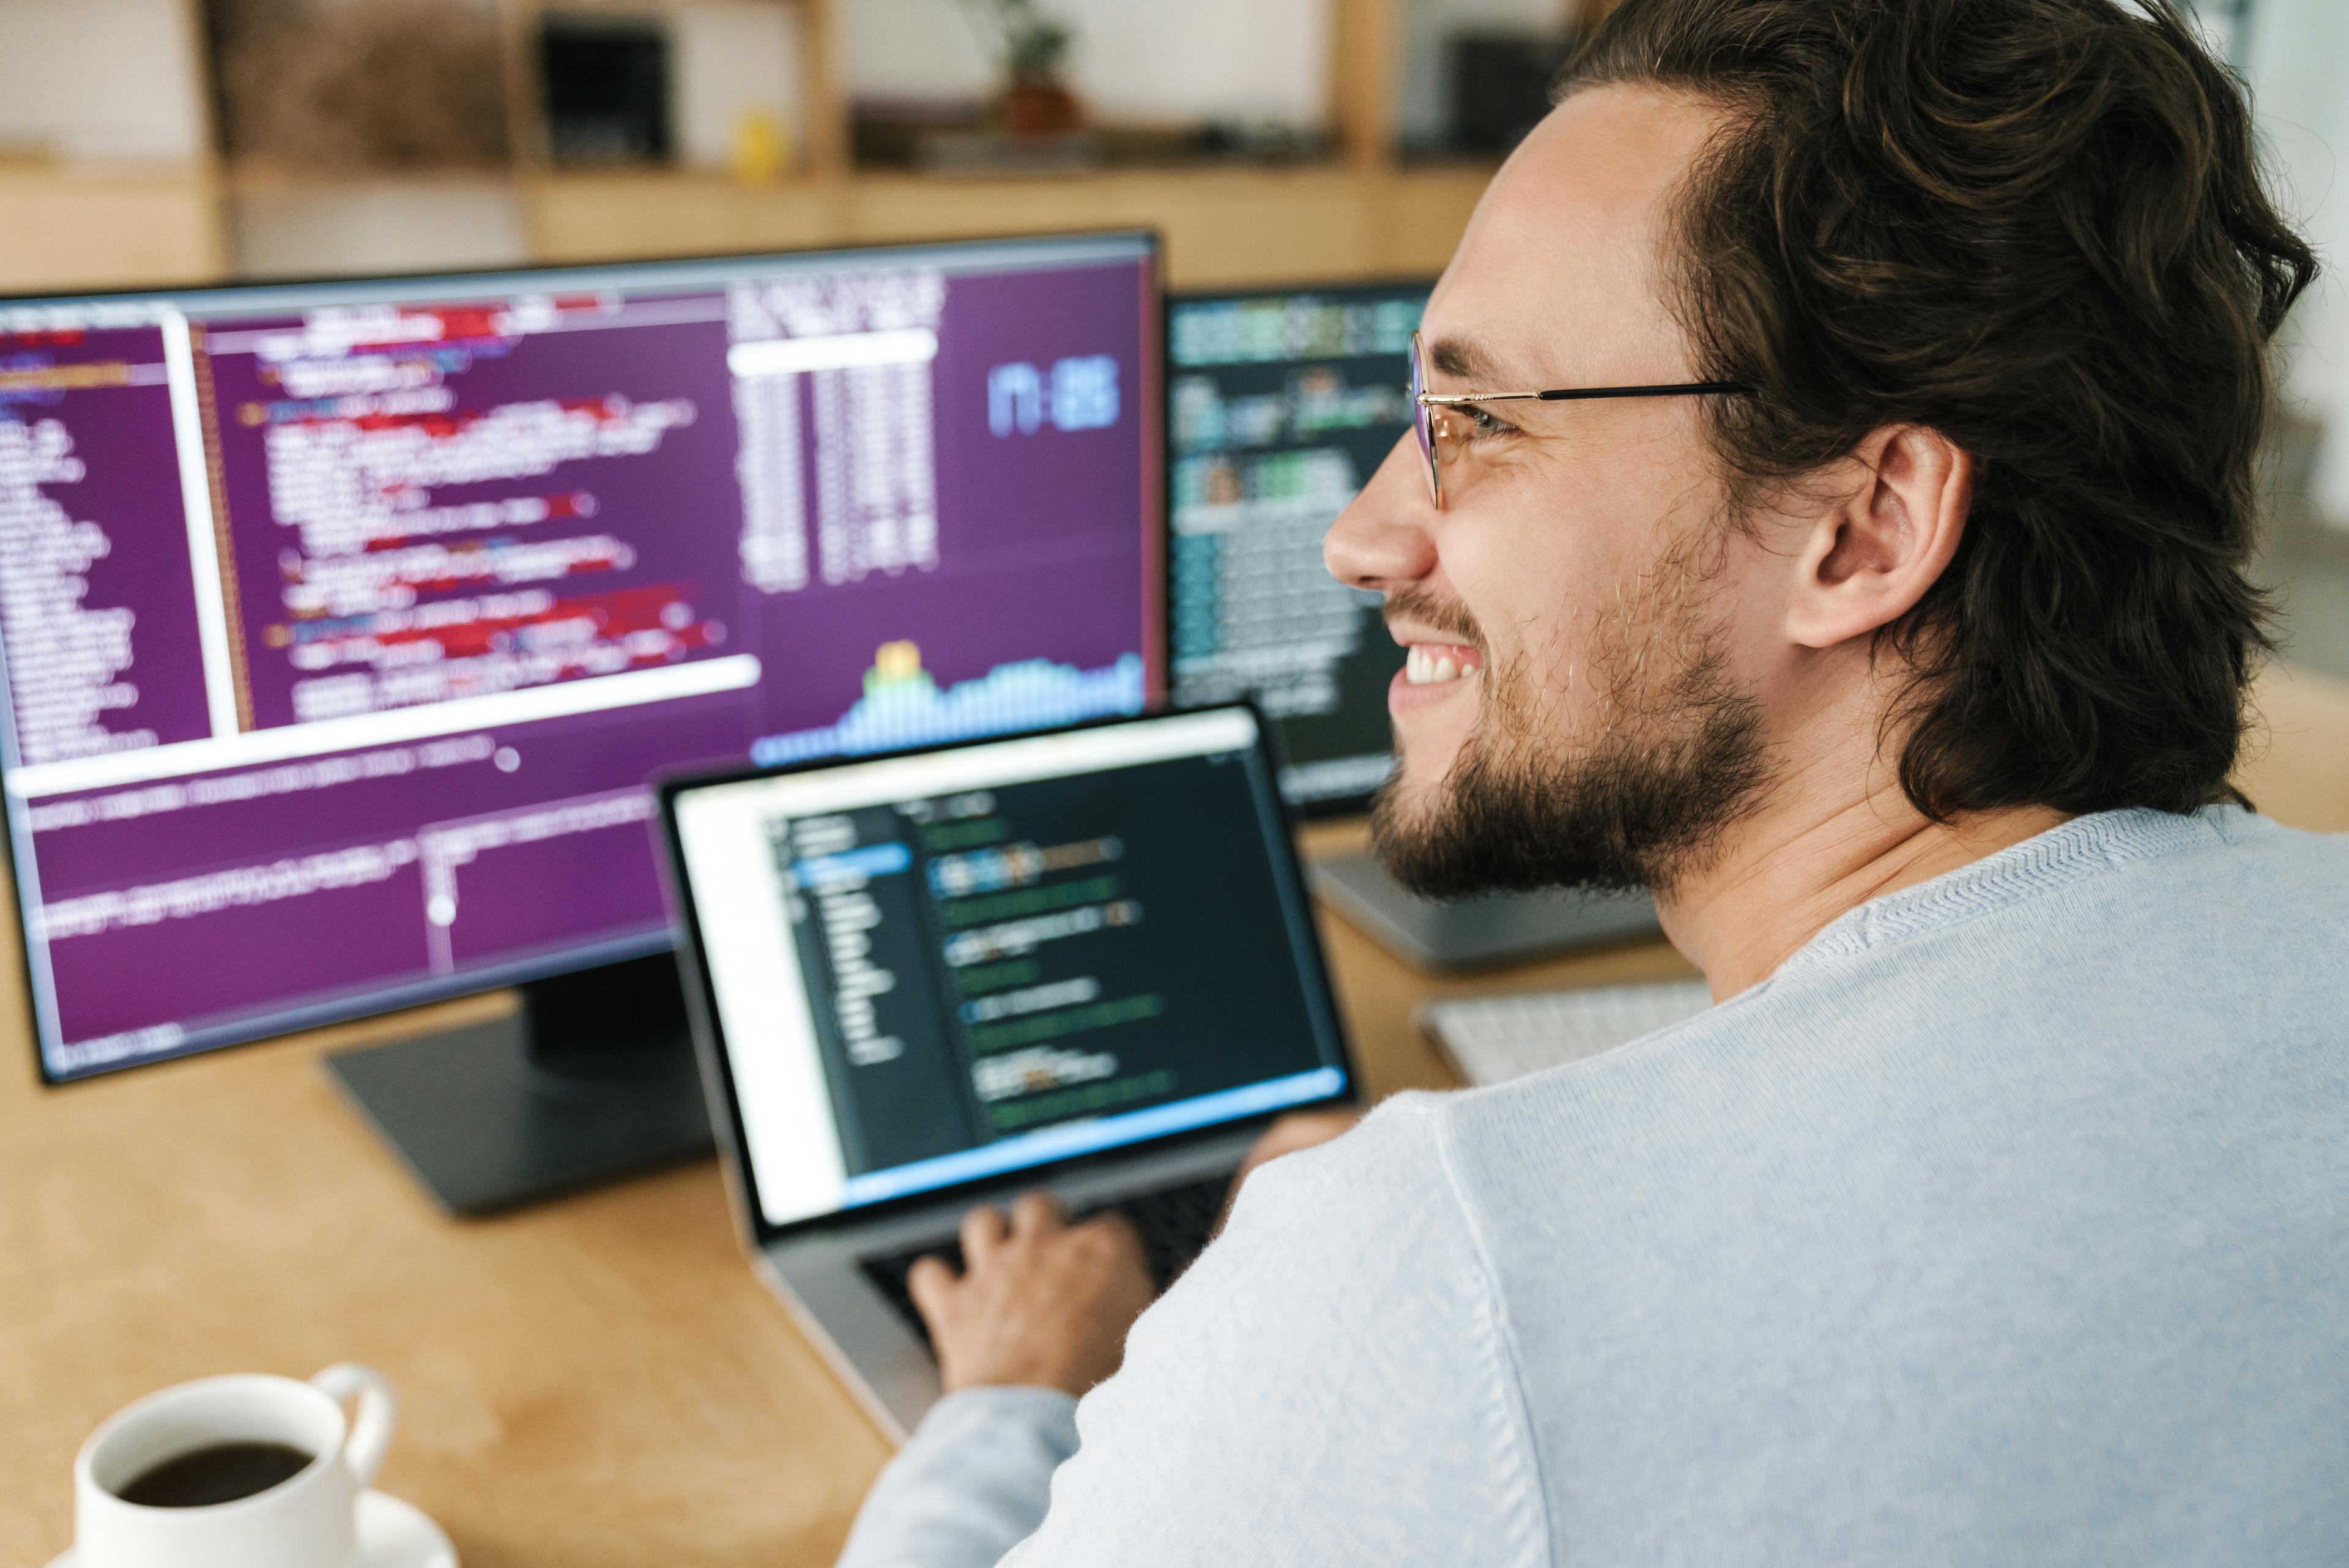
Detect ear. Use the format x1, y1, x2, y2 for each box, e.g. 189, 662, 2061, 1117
1785, 425, 1972, 651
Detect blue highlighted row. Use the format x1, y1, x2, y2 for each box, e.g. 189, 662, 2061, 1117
793, 841, 913, 889
839, 1065, 1348, 1208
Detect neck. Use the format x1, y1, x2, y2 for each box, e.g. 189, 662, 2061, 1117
1655, 766, 2069, 1001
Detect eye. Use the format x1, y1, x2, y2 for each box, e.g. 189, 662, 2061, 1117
1460, 404, 1520, 440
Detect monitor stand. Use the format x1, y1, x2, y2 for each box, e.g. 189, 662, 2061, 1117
1312, 850, 1663, 973
324, 952, 713, 1217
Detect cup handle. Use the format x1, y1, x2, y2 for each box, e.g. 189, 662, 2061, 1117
310, 1363, 398, 1490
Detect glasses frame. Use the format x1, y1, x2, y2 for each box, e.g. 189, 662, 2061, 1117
1409, 330, 1747, 508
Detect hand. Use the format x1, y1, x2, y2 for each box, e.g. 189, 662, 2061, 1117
908, 1191, 1156, 1397
1218, 1108, 1364, 1230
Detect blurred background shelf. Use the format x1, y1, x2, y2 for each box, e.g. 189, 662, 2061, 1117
0, 0, 1567, 292
519, 167, 845, 262
0, 163, 228, 292
520, 162, 1487, 286
837, 162, 1489, 286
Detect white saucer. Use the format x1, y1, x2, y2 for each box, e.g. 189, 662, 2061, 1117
354, 1492, 459, 1568
46, 1488, 457, 1567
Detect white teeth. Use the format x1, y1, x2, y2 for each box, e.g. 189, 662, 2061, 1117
1404, 647, 1469, 685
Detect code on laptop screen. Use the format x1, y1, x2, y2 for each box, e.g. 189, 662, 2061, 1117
672, 709, 1349, 1227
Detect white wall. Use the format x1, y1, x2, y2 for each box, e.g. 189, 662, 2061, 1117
842, 0, 1332, 127
0, 0, 209, 163
2243, 0, 2349, 525
673, 2, 809, 169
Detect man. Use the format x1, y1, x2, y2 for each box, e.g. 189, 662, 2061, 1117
839, 0, 2348, 1561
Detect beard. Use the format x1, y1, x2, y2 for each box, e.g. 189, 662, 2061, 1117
1369, 570, 1773, 902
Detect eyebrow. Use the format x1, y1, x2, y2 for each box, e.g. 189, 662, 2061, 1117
1425, 335, 1500, 384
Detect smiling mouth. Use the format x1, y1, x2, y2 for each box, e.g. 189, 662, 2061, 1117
1401, 644, 1483, 685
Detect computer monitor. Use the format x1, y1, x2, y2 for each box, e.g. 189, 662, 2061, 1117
0, 231, 1161, 1205
1163, 279, 1431, 815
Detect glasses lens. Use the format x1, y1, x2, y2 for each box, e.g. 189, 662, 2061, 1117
1409, 332, 1439, 507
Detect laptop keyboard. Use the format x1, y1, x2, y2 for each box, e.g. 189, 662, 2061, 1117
859, 1173, 1233, 1348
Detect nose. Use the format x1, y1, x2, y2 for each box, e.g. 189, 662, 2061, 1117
1324, 430, 1438, 594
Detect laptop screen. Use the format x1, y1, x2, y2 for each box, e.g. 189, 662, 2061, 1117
664, 708, 1352, 1231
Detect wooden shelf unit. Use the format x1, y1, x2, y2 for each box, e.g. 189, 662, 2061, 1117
0, 0, 228, 295
1, 0, 1507, 295
493, 0, 848, 177
519, 160, 1488, 288
0, 162, 229, 295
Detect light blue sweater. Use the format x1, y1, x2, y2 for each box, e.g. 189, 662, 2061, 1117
838, 807, 2349, 1566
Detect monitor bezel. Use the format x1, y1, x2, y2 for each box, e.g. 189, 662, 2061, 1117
654, 701, 1360, 1252
1160, 275, 1437, 820
1, 227, 1167, 1087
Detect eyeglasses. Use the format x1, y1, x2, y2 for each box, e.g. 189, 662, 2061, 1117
1409, 330, 1748, 508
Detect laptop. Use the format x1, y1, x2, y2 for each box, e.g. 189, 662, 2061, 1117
656, 705, 1359, 1437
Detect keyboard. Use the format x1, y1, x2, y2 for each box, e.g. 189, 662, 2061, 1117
860, 1173, 1233, 1346
1421, 979, 1714, 1087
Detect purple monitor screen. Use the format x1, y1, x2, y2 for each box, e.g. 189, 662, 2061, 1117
0, 233, 1161, 1080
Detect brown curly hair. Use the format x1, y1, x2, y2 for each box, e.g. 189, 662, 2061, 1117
1564, 0, 2317, 819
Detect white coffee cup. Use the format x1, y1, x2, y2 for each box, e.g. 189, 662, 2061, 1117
74, 1364, 397, 1568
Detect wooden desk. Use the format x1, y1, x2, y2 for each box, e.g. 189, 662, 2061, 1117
4, 664, 2345, 1567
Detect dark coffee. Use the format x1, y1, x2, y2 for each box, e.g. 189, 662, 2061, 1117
117, 1441, 314, 1508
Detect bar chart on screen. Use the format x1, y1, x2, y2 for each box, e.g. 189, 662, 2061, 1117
750, 641, 1145, 765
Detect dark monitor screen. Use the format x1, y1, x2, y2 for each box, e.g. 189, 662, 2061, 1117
0, 232, 1161, 1081
1164, 280, 1432, 814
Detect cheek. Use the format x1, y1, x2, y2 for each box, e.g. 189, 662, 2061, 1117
1692, 581, 1773, 704
1447, 520, 1609, 714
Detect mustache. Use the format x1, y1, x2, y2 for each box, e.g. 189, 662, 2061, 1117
1382, 584, 1485, 650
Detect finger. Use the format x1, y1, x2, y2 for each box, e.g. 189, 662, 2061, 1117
905, 1255, 956, 1321
1009, 1189, 1068, 1236
1078, 1206, 1148, 1265
960, 1203, 1009, 1263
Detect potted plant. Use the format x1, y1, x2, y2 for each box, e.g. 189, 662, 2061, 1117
962, 0, 1083, 136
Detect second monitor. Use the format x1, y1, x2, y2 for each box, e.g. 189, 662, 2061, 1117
1165, 281, 1425, 814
